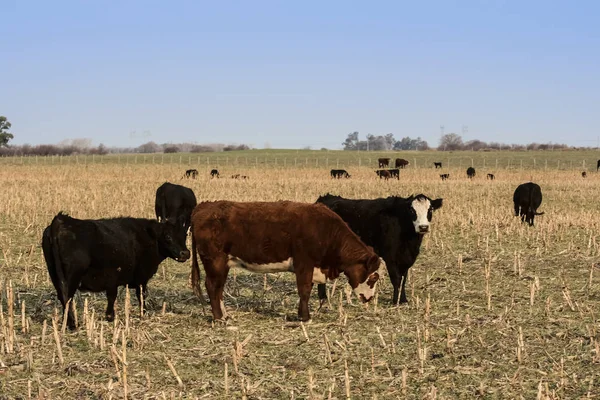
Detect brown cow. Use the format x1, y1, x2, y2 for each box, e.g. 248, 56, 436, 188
395, 158, 409, 168
190, 201, 384, 322
378, 158, 390, 168
375, 170, 391, 180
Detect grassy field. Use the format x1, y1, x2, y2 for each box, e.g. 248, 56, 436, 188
1, 150, 600, 399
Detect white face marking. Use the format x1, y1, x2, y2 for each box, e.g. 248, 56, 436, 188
312, 268, 327, 284
353, 258, 385, 302
227, 255, 294, 273
411, 198, 431, 234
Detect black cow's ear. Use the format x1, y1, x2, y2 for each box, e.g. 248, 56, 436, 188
431, 198, 443, 210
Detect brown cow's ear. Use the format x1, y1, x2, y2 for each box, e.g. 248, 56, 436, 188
431, 198, 443, 210
367, 254, 380, 271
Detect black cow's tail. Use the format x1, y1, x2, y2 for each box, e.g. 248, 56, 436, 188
190, 230, 207, 305
49, 215, 70, 307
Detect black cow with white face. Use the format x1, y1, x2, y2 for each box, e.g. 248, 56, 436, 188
315, 193, 443, 305
513, 182, 544, 226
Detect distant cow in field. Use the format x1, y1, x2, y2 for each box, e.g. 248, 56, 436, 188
155, 182, 197, 233
387, 168, 400, 180
597, 160, 600, 171
316, 193, 443, 305
330, 169, 351, 179
184, 169, 198, 179
378, 158, 390, 168
189, 201, 384, 321
42, 213, 190, 330
466, 167, 476, 179
210, 169, 220, 178
582, 171, 587, 178
487, 173, 495, 180
440, 173, 449, 181
513, 182, 544, 226
434, 162, 442, 169
375, 170, 391, 180
231, 174, 248, 179
395, 158, 409, 169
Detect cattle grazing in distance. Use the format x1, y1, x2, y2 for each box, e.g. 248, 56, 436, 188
189, 201, 384, 322
375, 170, 391, 180
184, 169, 198, 179
395, 158, 410, 169
42, 212, 190, 330
210, 169, 220, 178
513, 182, 544, 226
434, 162, 442, 169
378, 157, 391, 168
231, 174, 249, 179
466, 167, 476, 179
440, 173, 450, 181
155, 182, 197, 233
316, 194, 443, 305
597, 160, 600, 171
487, 173, 495, 180
582, 171, 587, 178
330, 169, 351, 179
387, 168, 400, 180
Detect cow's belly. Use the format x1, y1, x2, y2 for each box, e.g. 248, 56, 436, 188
227, 255, 293, 273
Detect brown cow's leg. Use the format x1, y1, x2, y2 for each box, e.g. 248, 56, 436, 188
204, 255, 229, 320
295, 269, 313, 321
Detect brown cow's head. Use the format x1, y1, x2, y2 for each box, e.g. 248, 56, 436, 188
345, 254, 385, 303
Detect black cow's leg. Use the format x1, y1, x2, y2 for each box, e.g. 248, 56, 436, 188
514, 203, 520, 217
388, 267, 402, 305
64, 270, 85, 330
317, 283, 327, 308
105, 286, 118, 322
399, 269, 409, 304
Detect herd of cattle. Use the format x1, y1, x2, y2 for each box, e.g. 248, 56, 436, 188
41, 166, 548, 331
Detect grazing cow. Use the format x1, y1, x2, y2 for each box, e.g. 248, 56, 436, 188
189, 201, 384, 321
597, 160, 600, 171
434, 162, 442, 169
184, 169, 198, 179
375, 170, 391, 180
155, 182, 197, 233
378, 158, 391, 168
231, 174, 240, 179
466, 167, 476, 179
316, 193, 443, 305
42, 212, 190, 330
210, 169, 220, 178
487, 173, 495, 180
513, 182, 544, 226
582, 171, 587, 178
395, 158, 410, 169
387, 168, 400, 180
440, 173, 449, 181
330, 169, 351, 179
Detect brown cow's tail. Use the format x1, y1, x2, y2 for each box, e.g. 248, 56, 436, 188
190, 230, 207, 305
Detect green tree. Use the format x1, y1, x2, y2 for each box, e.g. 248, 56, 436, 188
0, 116, 14, 147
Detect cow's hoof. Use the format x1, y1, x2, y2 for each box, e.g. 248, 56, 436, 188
106, 314, 115, 322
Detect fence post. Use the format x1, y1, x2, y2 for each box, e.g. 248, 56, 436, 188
495, 159, 498, 169
533, 159, 536, 168
471, 158, 474, 167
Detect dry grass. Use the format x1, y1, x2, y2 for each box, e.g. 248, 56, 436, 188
1, 155, 599, 399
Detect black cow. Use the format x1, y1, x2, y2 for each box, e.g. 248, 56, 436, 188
387, 169, 400, 180
597, 160, 600, 171
42, 212, 190, 330
487, 173, 495, 180
155, 182, 197, 233
440, 173, 449, 181
184, 169, 198, 179
378, 158, 391, 168
316, 193, 443, 305
513, 182, 544, 226
582, 171, 587, 178
466, 167, 476, 179
434, 162, 442, 169
395, 159, 410, 169
375, 170, 391, 180
330, 169, 351, 179
210, 169, 220, 178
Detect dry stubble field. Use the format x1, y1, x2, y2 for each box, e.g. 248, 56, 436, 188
1, 152, 600, 399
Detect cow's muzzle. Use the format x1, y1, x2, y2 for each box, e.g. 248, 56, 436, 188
176, 250, 191, 262
418, 225, 429, 233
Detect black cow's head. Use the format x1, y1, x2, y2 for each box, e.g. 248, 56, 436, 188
407, 194, 443, 234
155, 220, 190, 262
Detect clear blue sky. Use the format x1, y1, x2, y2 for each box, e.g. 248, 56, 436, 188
2, 1, 599, 149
